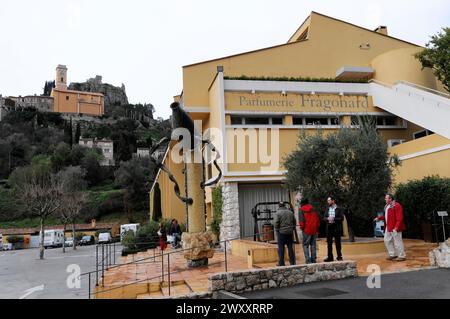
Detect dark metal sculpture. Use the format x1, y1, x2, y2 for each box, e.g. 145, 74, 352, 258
149, 102, 222, 205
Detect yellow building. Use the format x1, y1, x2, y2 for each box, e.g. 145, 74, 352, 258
51, 65, 105, 116
151, 12, 450, 242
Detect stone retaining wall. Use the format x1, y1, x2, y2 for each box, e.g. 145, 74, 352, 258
208, 261, 358, 294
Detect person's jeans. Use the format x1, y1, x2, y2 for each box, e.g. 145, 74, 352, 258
172, 233, 181, 248
277, 233, 296, 266
302, 233, 317, 263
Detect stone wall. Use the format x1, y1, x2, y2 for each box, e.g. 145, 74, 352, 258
208, 261, 358, 294
220, 182, 240, 245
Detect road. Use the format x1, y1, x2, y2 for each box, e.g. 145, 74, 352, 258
239, 268, 450, 299
0, 245, 118, 299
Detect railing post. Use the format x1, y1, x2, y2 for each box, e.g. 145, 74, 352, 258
95, 245, 98, 286
108, 243, 111, 268
224, 240, 228, 273
113, 242, 116, 265
88, 273, 91, 300
102, 244, 105, 287
161, 249, 164, 282
168, 253, 171, 296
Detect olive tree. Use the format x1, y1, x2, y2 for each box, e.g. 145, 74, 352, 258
9, 157, 64, 259
284, 117, 399, 237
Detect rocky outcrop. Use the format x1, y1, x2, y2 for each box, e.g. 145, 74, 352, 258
429, 238, 450, 268
69, 75, 129, 107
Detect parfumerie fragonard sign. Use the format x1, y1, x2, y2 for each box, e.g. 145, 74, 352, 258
225, 92, 374, 112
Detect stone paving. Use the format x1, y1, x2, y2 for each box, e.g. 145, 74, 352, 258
98, 238, 438, 298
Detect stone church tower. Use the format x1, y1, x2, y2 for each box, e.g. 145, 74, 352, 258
55, 64, 68, 90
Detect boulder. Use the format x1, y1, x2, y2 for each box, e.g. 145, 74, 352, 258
182, 231, 216, 262
429, 238, 450, 268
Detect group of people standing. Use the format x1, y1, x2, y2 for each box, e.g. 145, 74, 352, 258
157, 219, 182, 251
274, 193, 406, 266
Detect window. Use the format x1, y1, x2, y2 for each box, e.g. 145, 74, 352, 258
245, 117, 270, 125
330, 117, 340, 125
305, 117, 328, 125
413, 130, 434, 140
293, 117, 304, 125
384, 117, 396, 126
377, 116, 397, 126
61, 77, 64, 82
230, 116, 244, 125
271, 117, 283, 125
230, 116, 276, 125
66, 96, 69, 101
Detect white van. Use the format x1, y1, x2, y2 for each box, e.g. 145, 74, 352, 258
43, 230, 64, 248
98, 232, 112, 244
120, 223, 140, 242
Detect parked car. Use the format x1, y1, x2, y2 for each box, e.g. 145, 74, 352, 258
64, 237, 74, 247
2, 243, 12, 251
80, 235, 95, 246
98, 232, 112, 244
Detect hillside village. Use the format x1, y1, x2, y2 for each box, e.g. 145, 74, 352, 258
0, 64, 172, 241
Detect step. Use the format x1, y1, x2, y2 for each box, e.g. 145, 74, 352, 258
161, 283, 192, 297
136, 290, 164, 299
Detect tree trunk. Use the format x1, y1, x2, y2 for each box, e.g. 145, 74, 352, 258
345, 209, 355, 242
72, 223, 77, 250
39, 217, 45, 260
62, 223, 66, 253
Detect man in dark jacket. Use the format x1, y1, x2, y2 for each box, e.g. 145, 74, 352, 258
299, 198, 320, 263
323, 196, 345, 262
168, 219, 182, 248
273, 202, 296, 266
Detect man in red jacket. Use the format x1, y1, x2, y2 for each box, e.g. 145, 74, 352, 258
299, 198, 321, 264
375, 193, 407, 261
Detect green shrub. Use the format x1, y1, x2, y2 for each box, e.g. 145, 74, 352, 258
211, 186, 223, 237
395, 176, 450, 239
224, 75, 368, 83
121, 219, 186, 255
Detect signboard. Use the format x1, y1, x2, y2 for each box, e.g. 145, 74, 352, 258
437, 211, 448, 217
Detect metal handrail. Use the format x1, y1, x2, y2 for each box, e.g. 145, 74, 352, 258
82, 224, 300, 298
84, 259, 226, 299
369, 79, 450, 105
397, 81, 450, 99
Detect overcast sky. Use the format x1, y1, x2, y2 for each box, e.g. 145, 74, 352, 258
0, 0, 448, 119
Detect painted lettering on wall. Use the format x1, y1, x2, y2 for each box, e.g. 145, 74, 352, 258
239, 96, 295, 107
300, 95, 369, 111
238, 95, 369, 111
